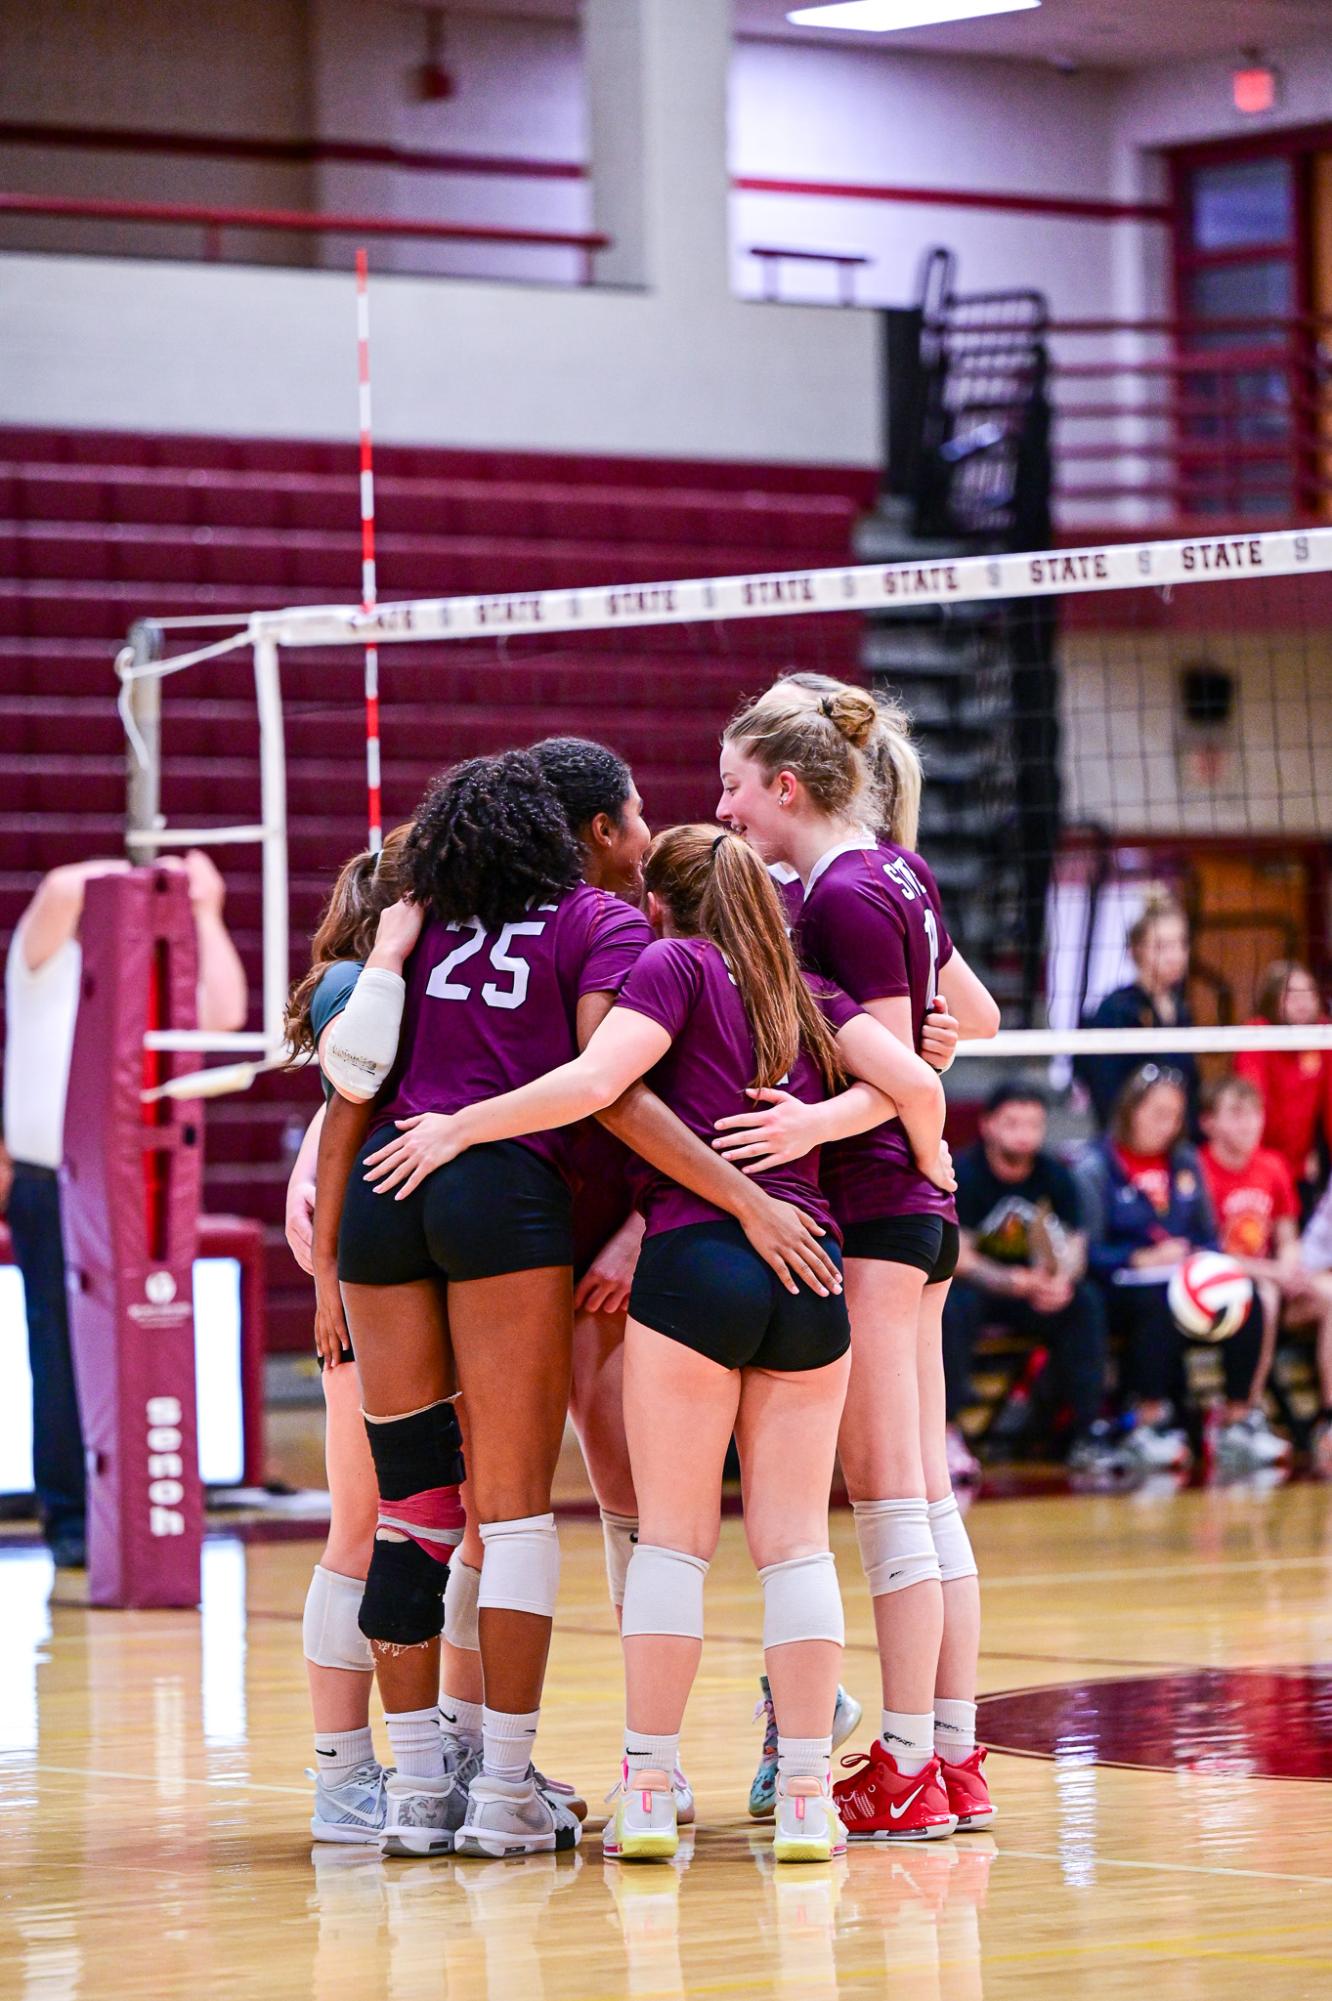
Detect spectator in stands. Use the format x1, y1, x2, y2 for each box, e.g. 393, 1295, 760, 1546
1294, 1183, 1332, 1475
1234, 959, 1332, 1217
1196, 1075, 1299, 1471
1075, 1064, 1264, 1475
1076, 891, 1199, 1130
942, 1082, 1115, 1481
1, 853, 246, 1569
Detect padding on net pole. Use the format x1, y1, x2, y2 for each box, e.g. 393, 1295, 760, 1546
61, 869, 204, 1608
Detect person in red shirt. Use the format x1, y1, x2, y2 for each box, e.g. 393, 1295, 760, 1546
1199, 1074, 1306, 1469
1233, 961, 1332, 1213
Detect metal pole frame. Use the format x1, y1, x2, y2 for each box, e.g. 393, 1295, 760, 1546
120, 627, 289, 1082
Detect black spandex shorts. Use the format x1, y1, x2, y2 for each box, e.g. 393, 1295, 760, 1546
841, 1213, 959, 1286
338, 1128, 574, 1286
628, 1219, 850, 1373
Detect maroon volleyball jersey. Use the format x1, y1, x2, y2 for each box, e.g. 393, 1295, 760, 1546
796, 836, 956, 1227
613, 936, 860, 1240
383, 884, 651, 1180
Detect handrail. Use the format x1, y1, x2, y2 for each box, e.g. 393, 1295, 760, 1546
749, 244, 870, 306
0, 190, 609, 280
0, 119, 586, 182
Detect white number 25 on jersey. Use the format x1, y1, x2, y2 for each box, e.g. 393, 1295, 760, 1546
426, 918, 547, 1011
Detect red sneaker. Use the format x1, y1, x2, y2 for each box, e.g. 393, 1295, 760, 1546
939, 1746, 995, 1830
832, 1742, 957, 1841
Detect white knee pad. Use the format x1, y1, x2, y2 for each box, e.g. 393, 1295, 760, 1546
600, 1509, 638, 1613
477, 1514, 560, 1618
853, 1497, 941, 1598
928, 1494, 978, 1583
620, 1544, 708, 1640
760, 1551, 844, 1649
302, 1563, 375, 1674
443, 1557, 481, 1651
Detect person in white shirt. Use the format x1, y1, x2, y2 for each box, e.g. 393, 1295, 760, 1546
1294, 1184, 1332, 1477
1, 851, 246, 1567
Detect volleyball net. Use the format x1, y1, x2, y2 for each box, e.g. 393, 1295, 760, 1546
117, 522, 1332, 1096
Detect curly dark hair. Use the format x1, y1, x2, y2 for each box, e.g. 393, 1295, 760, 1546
406, 750, 583, 928
528, 736, 633, 836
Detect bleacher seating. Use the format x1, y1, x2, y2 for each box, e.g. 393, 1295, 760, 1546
0, 426, 873, 1349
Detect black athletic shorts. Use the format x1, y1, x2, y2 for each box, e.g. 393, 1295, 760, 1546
628, 1219, 850, 1373
841, 1212, 959, 1285
338, 1127, 574, 1286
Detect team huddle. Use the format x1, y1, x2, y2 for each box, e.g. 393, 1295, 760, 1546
282, 673, 1001, 1864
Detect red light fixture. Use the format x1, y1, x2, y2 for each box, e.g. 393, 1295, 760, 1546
1233, 51, 1278, 116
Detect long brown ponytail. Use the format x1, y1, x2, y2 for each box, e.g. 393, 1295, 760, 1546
643, 825, 844, 1094
284, 824, 413, 1056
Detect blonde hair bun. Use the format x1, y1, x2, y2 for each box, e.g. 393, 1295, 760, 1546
820, 687, 879, 750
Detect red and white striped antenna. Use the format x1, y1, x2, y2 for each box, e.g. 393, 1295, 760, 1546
355, 247, 382, 852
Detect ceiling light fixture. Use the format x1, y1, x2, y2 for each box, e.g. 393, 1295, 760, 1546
787, 1, 1041, 32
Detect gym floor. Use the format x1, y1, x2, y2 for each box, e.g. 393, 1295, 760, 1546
1, 1476, 1330, 1998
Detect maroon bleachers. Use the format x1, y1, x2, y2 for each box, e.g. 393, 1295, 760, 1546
0, 426, 873, 1349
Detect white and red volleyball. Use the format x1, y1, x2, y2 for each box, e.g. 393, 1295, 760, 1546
1167, 1252, 1254, 1342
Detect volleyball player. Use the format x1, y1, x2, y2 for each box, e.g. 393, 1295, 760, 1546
282, 828, 418, 1843
528, 736, 862, 1816
717, 682, 1001, 1839
331, 752, 847, 1860
365, 823, 952, 1862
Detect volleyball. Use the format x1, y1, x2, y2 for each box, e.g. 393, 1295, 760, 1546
1167, 1252, 1255, 1342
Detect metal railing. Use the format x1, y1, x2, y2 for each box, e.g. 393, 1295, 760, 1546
0, 191, 609, 283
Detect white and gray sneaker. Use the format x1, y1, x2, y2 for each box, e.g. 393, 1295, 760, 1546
1120, 1414, 1192, 1472
455, 1768, 583, 1858
382, 1771, 463, 1857
309, 1759, 389, 1844
1213, 1408, 1292, 1473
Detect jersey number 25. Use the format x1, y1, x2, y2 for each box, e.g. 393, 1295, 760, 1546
426, 919, 546, 1011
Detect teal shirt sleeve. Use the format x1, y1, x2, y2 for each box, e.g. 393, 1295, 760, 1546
309, 961, 362, 1102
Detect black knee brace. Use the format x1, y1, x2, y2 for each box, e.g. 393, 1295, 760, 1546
359, 1534, 448, 1648
358, 1401, 467, 1647
363, 1399, 466, 1501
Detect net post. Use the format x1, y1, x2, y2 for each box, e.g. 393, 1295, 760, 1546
253, 631, 289, 1054
123, 618, 164, 848
61, 869, 204, 1608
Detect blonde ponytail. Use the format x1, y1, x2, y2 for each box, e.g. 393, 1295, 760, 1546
768, 672, 922, 847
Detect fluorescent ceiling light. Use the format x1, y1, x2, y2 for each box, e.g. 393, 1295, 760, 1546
788, 1, 1041, 32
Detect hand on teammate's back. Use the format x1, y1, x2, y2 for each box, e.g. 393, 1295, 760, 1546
735, 1191, 843, 1298
923, 1138, 957, 1195
364, 1111, 465, 1199
920, 998, 960, 1073
573, 1212, 646, 1317
711, 1086, 822, 1172
367, 896, 424, 971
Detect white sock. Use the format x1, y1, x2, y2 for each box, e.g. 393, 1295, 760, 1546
313, 1724, 374, 1780
438, 1694, 483, 1756
482, 1705, 540, 1782
880, 1709, 934, 1776
624, 1730, 680, 1776
934, 1697, 977, 1764
385, 1706, 445, 1782
778, 1734, 831, 1784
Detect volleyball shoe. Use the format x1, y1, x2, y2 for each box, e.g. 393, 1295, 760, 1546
772, 1775, 848, 1864
832, 1744, 958, 1841
749, 1678, 863, 1818
309, 1759, 389, 1844
602, 1765, 680, 1863
937, 1747, 995, 1831
382, 1770, 465, 1857
455, 1769, 582, 1858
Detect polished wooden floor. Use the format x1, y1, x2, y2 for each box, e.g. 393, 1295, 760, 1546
2, 1475, 1331, 1999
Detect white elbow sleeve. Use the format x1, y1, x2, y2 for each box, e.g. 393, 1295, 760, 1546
322, 966, 405, 1099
